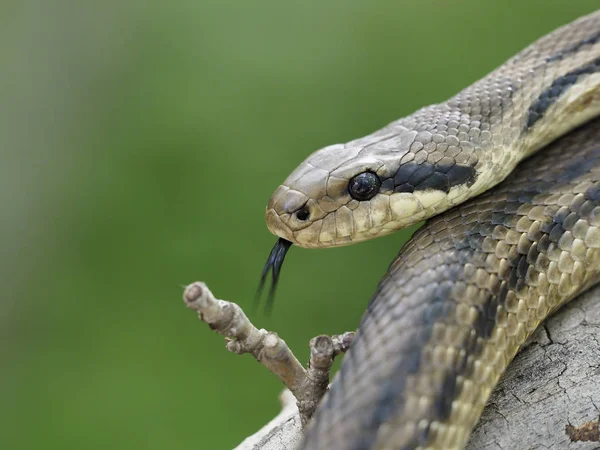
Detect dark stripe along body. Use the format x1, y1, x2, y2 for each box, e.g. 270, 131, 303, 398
527, 55, 600, 128
300, 118, 600, 450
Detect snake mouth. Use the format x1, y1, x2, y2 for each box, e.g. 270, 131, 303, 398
254, 238, 293, 313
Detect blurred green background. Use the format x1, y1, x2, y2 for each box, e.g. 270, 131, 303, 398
1, 1, 597, 449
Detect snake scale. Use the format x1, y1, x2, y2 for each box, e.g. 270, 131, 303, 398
258, 10, 600, 450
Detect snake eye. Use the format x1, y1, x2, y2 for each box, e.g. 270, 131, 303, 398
348, 172, 381, 201
295, 207, 310, 221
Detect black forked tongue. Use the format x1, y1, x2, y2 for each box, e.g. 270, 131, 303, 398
255, 238, 293, 315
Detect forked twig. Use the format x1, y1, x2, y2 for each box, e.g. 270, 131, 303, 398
183, 281, 355, 425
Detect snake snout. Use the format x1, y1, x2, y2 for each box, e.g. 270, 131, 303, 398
265, 185, 314, 242
268, 185, 308, 215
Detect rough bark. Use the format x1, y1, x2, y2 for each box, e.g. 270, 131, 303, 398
233, 284, 600, 450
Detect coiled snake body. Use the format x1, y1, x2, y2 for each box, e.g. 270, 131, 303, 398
262, 10, 600, 450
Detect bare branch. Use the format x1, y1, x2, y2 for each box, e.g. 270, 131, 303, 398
183, 282, 353, 425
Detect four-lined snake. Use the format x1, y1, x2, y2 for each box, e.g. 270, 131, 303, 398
259, 10, 600, 450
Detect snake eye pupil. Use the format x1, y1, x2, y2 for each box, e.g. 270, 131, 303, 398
348, 172, 381, 201
296, 207, 310, 221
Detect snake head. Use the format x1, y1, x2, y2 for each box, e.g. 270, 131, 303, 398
265, 125, 478, 248
265, 147, 392, 248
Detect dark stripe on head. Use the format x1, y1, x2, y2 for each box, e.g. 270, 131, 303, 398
361, 134, 600, 447
390, 161, 476, 194
546, 30, 600, 63
526, 56, 600, 129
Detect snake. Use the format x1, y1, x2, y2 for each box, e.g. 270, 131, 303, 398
257, 10, 600, 450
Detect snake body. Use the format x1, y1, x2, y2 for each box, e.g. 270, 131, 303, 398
262, 10, 600, 450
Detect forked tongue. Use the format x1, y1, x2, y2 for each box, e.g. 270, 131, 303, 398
254, 238, 293, 315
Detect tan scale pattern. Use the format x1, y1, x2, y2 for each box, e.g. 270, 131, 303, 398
299, 118, 600, 450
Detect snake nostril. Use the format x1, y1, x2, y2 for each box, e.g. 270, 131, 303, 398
295, 207, 310, 221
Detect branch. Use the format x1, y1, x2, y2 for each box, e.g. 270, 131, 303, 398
183, 282, 354, 425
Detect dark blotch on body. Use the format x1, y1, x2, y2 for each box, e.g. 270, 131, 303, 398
546, 31, 600, 63
526, 56, 600, 129
585, 182, 600, 201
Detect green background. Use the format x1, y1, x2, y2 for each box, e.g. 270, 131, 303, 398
2, 1, 597, 449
